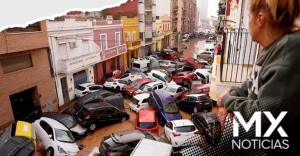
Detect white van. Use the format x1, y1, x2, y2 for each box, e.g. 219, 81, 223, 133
130, 138, 173, 156
132, 60, 150, 72
147, 70, 177, 85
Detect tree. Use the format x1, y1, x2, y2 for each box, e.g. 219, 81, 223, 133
100, 9, 111, 19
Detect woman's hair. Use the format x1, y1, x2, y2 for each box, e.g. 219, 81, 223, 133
250, 0, 300, 33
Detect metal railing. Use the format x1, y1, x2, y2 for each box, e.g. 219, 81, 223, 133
220, 28, 259, 83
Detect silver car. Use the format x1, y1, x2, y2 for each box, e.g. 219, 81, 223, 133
99, 130, 166, 156
198, 51, 214, 60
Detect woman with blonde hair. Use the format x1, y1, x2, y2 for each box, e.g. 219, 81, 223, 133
216, 0, 300, 155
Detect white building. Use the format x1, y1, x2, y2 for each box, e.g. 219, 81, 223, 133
209, 0, 259, 102
46, 18, 101, 106
138, 0, 157, 56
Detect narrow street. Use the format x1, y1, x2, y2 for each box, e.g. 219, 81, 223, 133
76, 38, 219, 156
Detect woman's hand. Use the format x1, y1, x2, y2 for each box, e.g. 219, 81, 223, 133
217, 89, 231, 129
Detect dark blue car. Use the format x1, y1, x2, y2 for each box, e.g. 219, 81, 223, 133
177, 94, 213, 113
149, 89, 182, 126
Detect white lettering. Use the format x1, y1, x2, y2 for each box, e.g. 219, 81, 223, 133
234, 112, 261, 137
232, 140, 240, 149
262, 140, 270, 149
242, 140, 251, 149
264, 111, 288, 137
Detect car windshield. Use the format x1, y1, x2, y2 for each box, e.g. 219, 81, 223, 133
131, 97, 139, 104
130, 81, 141, 89
76, 86, 85, 91
104, 137, 123, 148
164, 102, 179, 114
106, 79, 115, 82
164, 75, 172, 83
198, 95, 209, 100
165, 87, 177, 93
174, 126, 196, 132
55, 129, 75, 143
61, 117, 77, 128
138, 122, 156, 129
140, 85, 151, 91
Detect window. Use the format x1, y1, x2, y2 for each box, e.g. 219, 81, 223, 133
7, 22, 41, 33
76, 86, 86, 91
115, 32, 120, 46
55, 129, 75, 143
153, 93, 163, 108
158, 85, 163, 89
95, 108, 107, 116
106, 107, 118, 114
40, 120, 49, 132
166, 122, 173, 130
174, 126, 196, 132
132, 31, 136, 41
142, 98, 149, 103
195, 90, 203, 94
125, 32, 130, 41
203, 88, 210, 92
1, 54, 33, 74
89, 86, 101, 91
198, 95, 209, 100
100, 34, 107, 50
164, 102, 179, 114
132, 63, 140, 68
139, 32, 144, 40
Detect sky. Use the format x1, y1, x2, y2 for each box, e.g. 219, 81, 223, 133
156, 0, 219, 19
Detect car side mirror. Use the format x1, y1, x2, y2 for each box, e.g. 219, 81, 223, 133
48, 134, 52, 139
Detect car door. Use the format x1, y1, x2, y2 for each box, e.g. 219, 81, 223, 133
178, 96, 188, 109
105, 107, 120, 121
175, 87, 184, 98
185, 96, 196, 110
38, 120, 54, 149
165, 122, 173, 141
172, 73, 180, 83
94, 108, 108, 123
118, 80, 127, 89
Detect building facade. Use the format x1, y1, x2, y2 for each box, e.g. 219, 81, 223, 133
161, 14, 173, 49
122, 16, 142, 69
93, 16, 127, 84
154, 16, 164, 51
0, 21, 57, 130
106, 0, 157, 57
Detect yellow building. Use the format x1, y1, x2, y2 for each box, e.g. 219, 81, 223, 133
122, 16, 141, 68
154, 17, 164, 51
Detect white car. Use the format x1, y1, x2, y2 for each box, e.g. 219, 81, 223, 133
182, 34, 190, 42
120, 72, 148, 83
103, 78, 128, 93
147, 70, 177, 86
131, 57, 145, 62
165, 85, 189, 100
129, 93, 151, 112
32, 117, 79, 156
134, 82, 166, 95
199, 61, 212, 69
164, 119, 201, 148
193, 69, 211, 84
75, 83, 103, 98
159, 60, 177, 68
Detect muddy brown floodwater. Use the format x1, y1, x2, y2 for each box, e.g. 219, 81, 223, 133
75, 38, 219, 156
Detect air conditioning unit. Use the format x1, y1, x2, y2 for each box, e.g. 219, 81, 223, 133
69, 42, 78, 49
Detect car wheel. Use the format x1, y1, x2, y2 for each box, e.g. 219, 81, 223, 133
120, 117, 127, 123
193, 107, 198, 113
159, 117, 165, 126
183, 79, 189, 86
116, 87, 121, 93
88, 122, 96, 131
46, 147, 54, 156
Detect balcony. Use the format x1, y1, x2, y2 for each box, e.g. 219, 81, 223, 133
145, 38, 153, 44
145, 4, 153, 11
125, 39, 142, 50
58, 52, 101, 74
139, 0, 143, 3
173, 6, 178, 10
218, 7, 226, 16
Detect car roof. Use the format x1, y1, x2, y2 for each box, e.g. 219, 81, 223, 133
112, 130, 145, 144
134, 93, 150, 99
172, 119, 194, 127
39, 117, 68, 130
154, 89, 174, 103
178, 71, 191, 75
186, 94, 207, 97
40, 112, 71, 121
135, 78, 152, 84
151, 70, 166, 77
82, 102, 114, 110
146, 81, 162, 86
138, 109, 156, 122
195, 84, 210, 89
133, 60, 150, 63
79, 83, 97, 87
166, 84, 182, 89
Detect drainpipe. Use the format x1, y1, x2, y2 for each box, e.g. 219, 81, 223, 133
47, 46, 60, 112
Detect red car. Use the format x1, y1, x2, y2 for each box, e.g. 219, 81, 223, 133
122, 78, 153, 98
180, 84, 210, 99
171, 71, 198, 86
135, 109, 159, 134
182, 57, 205, 68
100, 70, 122, 85
164, 51, 179, 60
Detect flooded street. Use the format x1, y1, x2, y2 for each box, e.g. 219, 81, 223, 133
75, 38, 219, 156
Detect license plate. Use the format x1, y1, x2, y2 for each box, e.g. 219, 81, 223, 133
205, 102, 210, 105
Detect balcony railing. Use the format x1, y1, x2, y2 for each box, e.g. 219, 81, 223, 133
145, 5, 152, 10
218, 7, 226, 15
125, 39, 142, 49
220, 29, 258, 83
145, 38, 153, 43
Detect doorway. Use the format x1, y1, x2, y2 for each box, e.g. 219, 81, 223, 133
9, 87, 40, 122
61, 77, 70, 103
